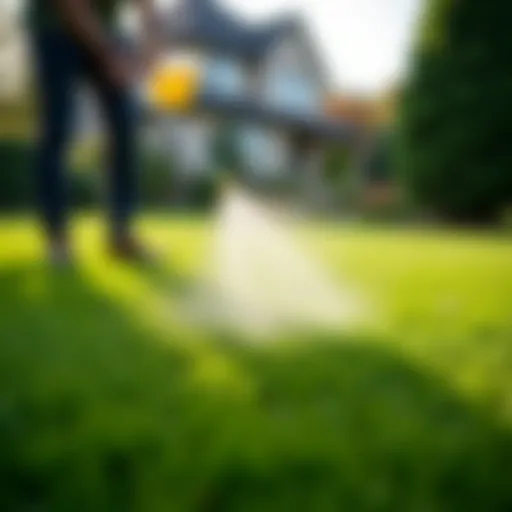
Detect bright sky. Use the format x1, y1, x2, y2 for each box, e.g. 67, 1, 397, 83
4, 0, 424, 95
226, 0, 423, 95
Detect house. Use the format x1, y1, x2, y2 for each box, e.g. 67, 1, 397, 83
142, 0, 356, 187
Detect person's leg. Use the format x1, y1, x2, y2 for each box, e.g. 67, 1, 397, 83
84, 55, 139, 246
31, 29, 79, 259
84, 52, 155, 261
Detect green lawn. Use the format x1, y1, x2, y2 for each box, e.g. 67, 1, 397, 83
1, 216, 512, 511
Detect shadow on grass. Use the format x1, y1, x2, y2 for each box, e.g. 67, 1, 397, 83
1, 261, 512, 511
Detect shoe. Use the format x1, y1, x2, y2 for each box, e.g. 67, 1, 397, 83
110, 236, 158, 265
48, 240, 73, 269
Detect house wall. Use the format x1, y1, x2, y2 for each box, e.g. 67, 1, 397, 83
261, 33, 323, 115
238, 125, 291, 176
203, 54, 246, 98
239, 32, 325, 177
148, 115, 291, 179
204, 32, 326, 178
153, 46, 294, 177
156, 115, 213, 176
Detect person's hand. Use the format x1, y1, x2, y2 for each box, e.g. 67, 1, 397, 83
137, 41, 161, 77
103, 51, 137, 88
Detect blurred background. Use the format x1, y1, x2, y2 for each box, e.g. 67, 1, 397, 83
1, 0, 512, 510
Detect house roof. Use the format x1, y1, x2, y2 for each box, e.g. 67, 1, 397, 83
196, 91, 358, 143
164, 0, 298, 60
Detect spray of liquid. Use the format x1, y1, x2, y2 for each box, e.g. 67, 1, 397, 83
185, 182, 367, 338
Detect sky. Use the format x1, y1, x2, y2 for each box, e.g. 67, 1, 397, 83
229, 0, 424, 95
3, 0, 424, 96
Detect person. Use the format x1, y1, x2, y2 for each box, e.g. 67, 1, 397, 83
27, 0, 160, 264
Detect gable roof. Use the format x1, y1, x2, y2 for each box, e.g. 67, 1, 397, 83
164, 0, 298, 60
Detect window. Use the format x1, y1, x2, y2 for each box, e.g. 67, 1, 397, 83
267, 74, 319, 113
204, 56, 245, 97
239, 126, 289, 175
264, 40, 321, 114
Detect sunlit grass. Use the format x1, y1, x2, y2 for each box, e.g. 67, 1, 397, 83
1, 214, 512, 510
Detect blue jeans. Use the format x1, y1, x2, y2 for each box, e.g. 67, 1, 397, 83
31, 27, 138, 238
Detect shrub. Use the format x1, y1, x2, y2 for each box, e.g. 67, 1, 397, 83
0, 139, 33, 209
399, 0, 512, 223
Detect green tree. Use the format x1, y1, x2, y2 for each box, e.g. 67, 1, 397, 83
399, 0, 512, 222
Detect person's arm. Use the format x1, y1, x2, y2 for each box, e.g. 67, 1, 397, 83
54, 0, 111, 62
53, 0, 131, 84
